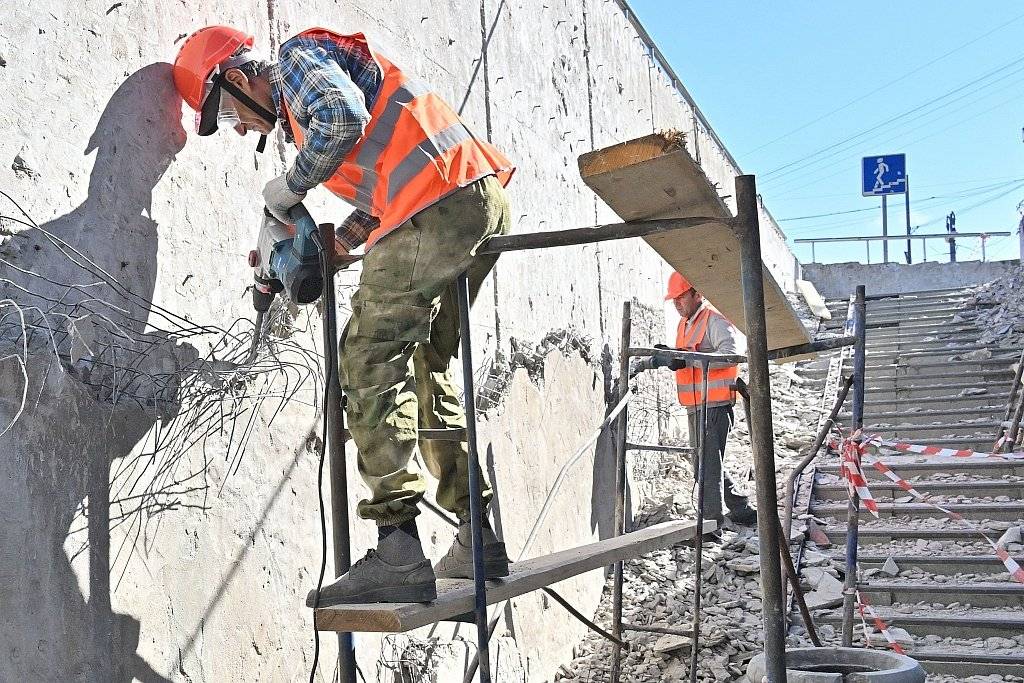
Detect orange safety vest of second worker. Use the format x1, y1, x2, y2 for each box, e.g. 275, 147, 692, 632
675, 307, 739, 407
280, 28, 515, 250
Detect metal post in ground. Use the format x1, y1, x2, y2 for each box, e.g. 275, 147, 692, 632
735, 174, 787, 682
456, 271, 491, 683
610, 301, 632, 683
688, 364, 711, 683
904, 175, 912, 264
320, 222, 357, 683
882, 195, 889, 263
841, 285, 867, 647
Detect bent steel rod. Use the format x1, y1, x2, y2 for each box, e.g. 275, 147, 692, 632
736, 174, 787, 682
456, 271, 491, 683
783, 374, 854, 540
688, 362, 711, 683
841, 286, 867, 647
996, 348, 1024, 450
319, 222, 356, 683
610, 301, 632, 683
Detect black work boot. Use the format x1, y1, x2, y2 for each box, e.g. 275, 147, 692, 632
434, 517, 510, 579
727, 505, 757, 526
306, 520, 437, 606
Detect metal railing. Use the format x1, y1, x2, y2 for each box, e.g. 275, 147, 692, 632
795, 232, 1010, 264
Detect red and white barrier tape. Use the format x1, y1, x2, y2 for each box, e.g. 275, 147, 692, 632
837, 433, 1024, 584
856, 590, 905, 655
840, 434, 879, 517
869, 436, 1024, 460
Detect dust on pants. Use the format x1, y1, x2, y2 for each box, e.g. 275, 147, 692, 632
339, 176, 511, 526
686, 405, 749, 523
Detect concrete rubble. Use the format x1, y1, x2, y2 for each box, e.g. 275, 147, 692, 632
554, 343, 827, 682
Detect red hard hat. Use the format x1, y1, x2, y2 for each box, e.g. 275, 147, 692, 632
665, 271, 693, 301
173, 26, 254, 126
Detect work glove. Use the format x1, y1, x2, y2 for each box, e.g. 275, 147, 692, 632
263, 172, 307, 224
653, 343, 687, 371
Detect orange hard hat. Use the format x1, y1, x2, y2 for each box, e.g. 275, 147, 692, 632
665, 271, 694, 300
173, 26, 255, 133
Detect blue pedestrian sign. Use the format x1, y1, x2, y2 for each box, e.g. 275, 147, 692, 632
862, 154, 907, 196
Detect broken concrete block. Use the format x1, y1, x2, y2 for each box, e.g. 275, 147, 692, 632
802, 567, 845, 610
866, 627, 914, 650
881, 557, 900, 577
806, 520, 831, 548
726, 556, 760, 574
653, 634, 692, 654
998, 526, 1022, 548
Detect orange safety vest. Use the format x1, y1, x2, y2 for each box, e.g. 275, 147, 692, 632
675, 307, 739, 407
281, 28, 515, 249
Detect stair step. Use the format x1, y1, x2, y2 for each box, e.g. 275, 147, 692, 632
824, 526, 1014, 542
912, 650, 1024, 677
863, 382, 1007, 395
858, 581, 1024, 608
860, 393, 1011, 409
810, 502, 1024, 521
853, 554, 1019, 574
817, 458, 1024, 477
813, 607, 1024, 638
813, 479, 1024, 501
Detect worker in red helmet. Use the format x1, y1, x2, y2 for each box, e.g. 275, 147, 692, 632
173, 26, 516, 606
665, 272, 756, 536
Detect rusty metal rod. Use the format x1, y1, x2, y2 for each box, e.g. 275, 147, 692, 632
783, 374, 854, 541
736, 174, 787, 682
688, 362, 711, 683
610, 301, 632, 683
841, 286, 867, 647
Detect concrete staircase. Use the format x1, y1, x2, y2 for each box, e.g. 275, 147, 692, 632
796, 287, 1024, 676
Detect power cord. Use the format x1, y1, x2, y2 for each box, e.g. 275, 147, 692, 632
308, 230, 330, 683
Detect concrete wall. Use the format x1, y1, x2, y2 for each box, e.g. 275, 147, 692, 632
0, 2, 798, 681
803, 259, 1021, 300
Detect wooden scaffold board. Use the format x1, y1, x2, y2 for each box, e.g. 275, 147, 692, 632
314, 519, 715, 633
579, 132, 810, 353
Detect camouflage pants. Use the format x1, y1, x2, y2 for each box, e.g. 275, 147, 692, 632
339, 176, 511, 526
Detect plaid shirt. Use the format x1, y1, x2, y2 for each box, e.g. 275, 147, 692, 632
269, 34, 382, 250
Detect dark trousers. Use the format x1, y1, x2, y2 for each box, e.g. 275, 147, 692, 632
686, 405, 749, 522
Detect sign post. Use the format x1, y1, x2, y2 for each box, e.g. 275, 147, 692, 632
862, 154, 908, 264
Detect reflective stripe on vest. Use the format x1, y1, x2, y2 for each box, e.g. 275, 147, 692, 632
674, 308, 739, 407
281, 28, 515, 249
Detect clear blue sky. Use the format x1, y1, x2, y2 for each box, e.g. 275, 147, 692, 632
631, 2, 1024, 264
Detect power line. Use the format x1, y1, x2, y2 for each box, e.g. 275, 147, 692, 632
739, 11, 1024, 158
772, 174, 1024, 201
760, 52, 1024, 180
782, 179, 1024, 237
761, 78, 1024, 194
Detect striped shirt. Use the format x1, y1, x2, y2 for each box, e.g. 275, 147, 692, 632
268, 34, 382, 250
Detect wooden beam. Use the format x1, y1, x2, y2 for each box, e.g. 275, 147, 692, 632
578, 132, 810, 354
314, 519, 715, 633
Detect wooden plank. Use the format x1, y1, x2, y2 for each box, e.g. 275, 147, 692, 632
314, 519, 715, 633
579, 132, 810, 353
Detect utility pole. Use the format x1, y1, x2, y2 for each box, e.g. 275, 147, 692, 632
904, 175, 912, 264
881, 195, 889, 263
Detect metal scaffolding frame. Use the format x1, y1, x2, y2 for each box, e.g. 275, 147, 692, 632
318, 173, 801, 683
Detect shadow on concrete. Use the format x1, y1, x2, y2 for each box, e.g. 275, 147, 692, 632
0, 63, 185, 683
